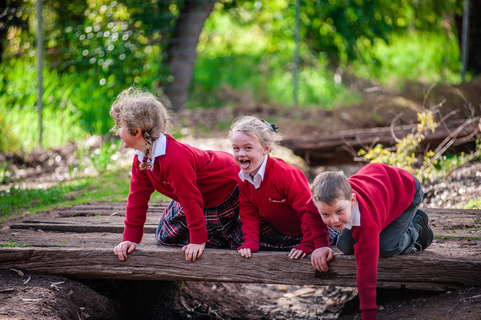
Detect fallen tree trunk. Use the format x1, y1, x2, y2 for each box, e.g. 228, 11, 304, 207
281, 118, 480, 166
1, 202, 480, 293
0, 246, 479, 292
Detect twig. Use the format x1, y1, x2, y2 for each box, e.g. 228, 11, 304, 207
423, 83, 437, 109
390, 113, 404, 143
461, 294, 481, 301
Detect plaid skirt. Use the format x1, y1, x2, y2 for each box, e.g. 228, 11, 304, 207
258, 223, 340, 250
155, 186, 243, 249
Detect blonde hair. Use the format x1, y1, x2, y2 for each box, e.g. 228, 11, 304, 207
110, 87, 170, 170
311, 171, 352, 205
229, 116, 280, 153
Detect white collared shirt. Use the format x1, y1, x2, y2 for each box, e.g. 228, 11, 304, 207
134, 133, 167, 171
345, 200, 361, 230
238, 155, 268, 189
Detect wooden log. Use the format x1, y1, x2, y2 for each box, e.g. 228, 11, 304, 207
281, 118, 480, 166
0, 246, 479, 291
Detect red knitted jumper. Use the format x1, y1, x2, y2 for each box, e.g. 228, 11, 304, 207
238, 156, 330, 254
348, 163, 416, 319
123, 134, 239, 245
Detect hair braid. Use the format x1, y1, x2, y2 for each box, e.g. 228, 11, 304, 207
139, 131, 154, 170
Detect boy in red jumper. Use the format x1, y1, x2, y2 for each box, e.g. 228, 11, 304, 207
230, 116, 333, 266
310, 163, 433, 319
110, 87, 243, 262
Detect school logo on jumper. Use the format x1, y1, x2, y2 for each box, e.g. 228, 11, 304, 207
269, 197, 287, 203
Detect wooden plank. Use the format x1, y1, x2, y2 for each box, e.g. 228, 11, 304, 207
0, 247, 479, 291
8, 222, 157, 234
9, 209, 480, 237
55, 202, 168, 217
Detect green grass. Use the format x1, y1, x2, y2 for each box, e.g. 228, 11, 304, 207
0, 241, 30, 247
0, 166, 170, 221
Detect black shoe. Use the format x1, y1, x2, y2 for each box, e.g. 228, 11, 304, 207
413, 209, 433, 251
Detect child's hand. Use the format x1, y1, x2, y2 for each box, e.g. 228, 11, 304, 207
238, 247, 252, 258
113, 241, 137, 261
182, 243, 206, 261
311, 247, 333, 272
288, 248, 307, 259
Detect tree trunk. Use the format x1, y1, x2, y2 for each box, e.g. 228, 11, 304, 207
466, 0, 481, 75
455, 0, 481, 76
164, 0, 216, 112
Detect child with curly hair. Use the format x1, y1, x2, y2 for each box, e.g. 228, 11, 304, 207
110, 87, 243, 261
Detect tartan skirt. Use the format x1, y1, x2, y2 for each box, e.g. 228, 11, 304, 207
258, 223, 339, 250
155, 186, 243, 249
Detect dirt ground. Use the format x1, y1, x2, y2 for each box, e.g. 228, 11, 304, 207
1, 79, 481, 319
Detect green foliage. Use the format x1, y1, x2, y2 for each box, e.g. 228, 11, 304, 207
352, 31, 462, 87
359, 113, 481, 187
89, 139, 121, 172
358, 111, 438, 181
0, 112, 22, 154
0, 162, 12, 184
0, 0, 467, 146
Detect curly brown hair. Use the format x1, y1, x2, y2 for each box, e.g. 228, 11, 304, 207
110, 87, 170, 169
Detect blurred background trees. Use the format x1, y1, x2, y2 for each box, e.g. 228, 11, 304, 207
0, 0, 479, 152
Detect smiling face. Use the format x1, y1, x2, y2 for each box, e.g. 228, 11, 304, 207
231, 131, 270, 176
314, 194, 356, 230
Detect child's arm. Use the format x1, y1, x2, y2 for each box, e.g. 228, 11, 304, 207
238, 247, 252, 258
182, 243, 206, 261
113, 241, 137, 261
121, 157, 155, 245
237, 183, 262, 256
310, 247, 333, 272
285, 171, 329, 255
288, 248, 307, 259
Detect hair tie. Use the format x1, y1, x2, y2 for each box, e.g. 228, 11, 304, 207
262, 120, 278, 132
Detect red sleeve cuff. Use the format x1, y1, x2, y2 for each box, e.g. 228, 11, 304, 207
189, 229, 208, 245
294, 243, 314, 255
238, 240, 260, 252
361, 309, 377, 320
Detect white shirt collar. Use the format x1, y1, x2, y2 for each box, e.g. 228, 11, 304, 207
134, 133, 167, 171
345, 200, 361, 229
238, 154, 268, 189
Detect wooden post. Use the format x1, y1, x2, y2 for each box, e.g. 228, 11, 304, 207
36, 0, 44, 146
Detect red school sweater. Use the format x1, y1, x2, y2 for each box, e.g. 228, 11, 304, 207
348, 163, 416, 320
123, 135, 239, 245
238, 156, 330, 254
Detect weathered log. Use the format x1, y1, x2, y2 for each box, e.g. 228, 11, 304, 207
2, 202, 480, 293
0, 246, 479, 291
281, 118, 480, 166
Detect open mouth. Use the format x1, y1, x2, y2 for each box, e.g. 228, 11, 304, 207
240, 159, 251, 169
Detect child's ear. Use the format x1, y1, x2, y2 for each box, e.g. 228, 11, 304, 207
350, 193, 356, 206
132, 127, 143, 137
264, 143, 271, 154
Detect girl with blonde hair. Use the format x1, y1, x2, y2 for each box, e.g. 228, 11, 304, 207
230, 116, 333, 268
110, 87, 243, 261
